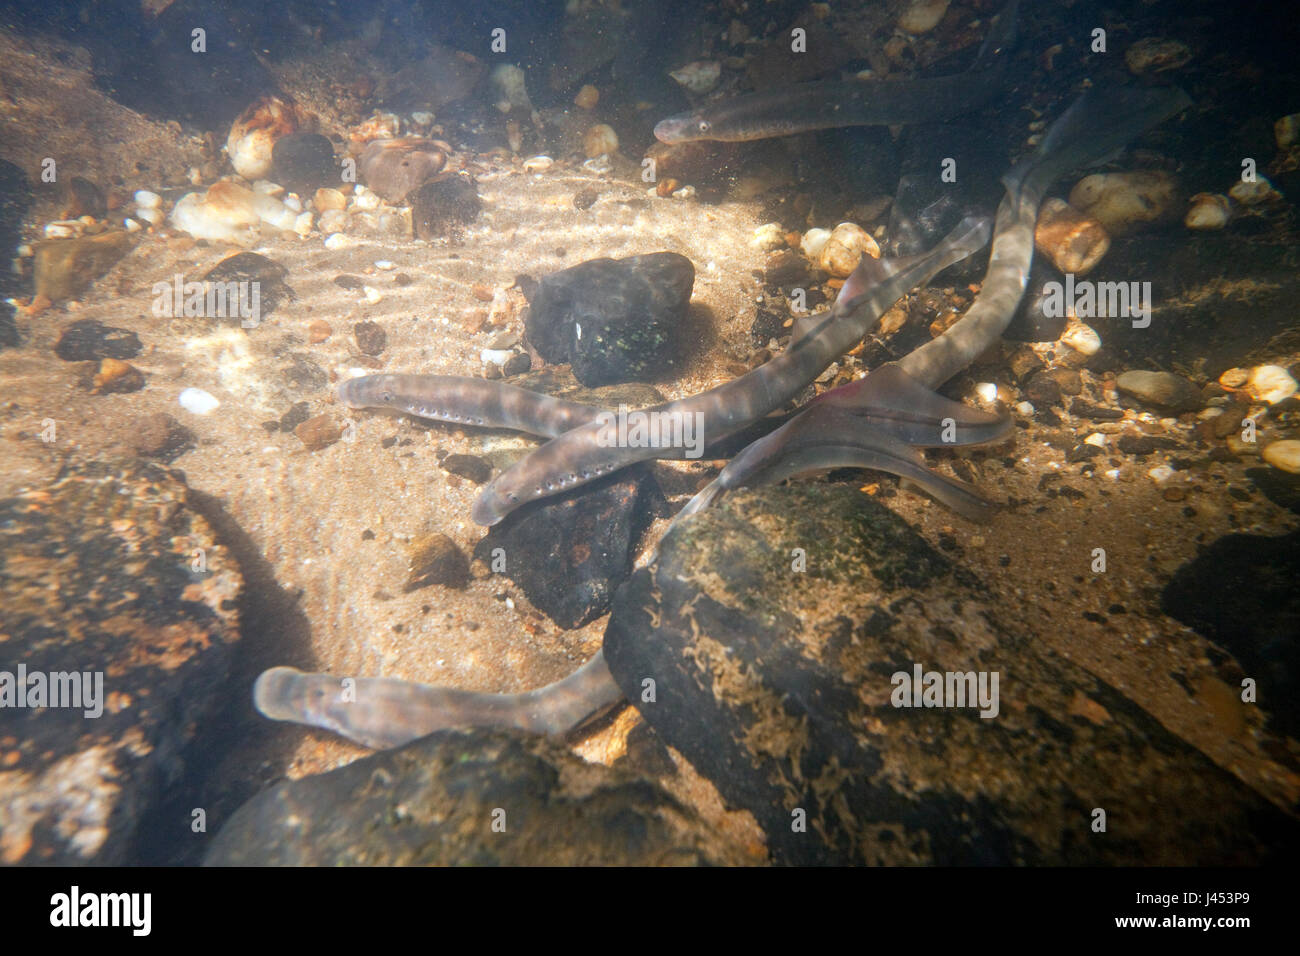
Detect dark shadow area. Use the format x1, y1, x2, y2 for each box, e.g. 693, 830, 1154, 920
133, 486, 320, 865
1161, 529, 1300, 740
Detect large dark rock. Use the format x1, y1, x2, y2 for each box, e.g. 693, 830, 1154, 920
474, 468, 666, 629
203, 728, 756, 866
603, 484, 1299, 865
524, 253, 695, 387
0, 460, 242, 865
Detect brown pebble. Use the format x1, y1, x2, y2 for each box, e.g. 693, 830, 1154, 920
92, 358, 145, 393
441, 453, 493, 484
404, 532, 469, 591
294, 413, 343, 449
306, 319, 333, 343
573, 187, 601, 210
131, 412, 193, 460
1162, 487, 1187, 502
502, 352, 531, 376
656, 178, 680, 198
471, 283, 495, 302
354, 320, 387, 355
463, 309, 489, 333
393, 273, 413, 286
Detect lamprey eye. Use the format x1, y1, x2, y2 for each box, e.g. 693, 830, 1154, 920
698, 120, 711, 133
381, 391, 394, 403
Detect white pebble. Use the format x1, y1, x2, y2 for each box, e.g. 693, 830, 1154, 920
1248, 364, 1297, 405
178, 387, 220, 415
374, 260, 395, 270
252, 180, 284, 196
352, 187, 381, 211
974, 382, 998, 403
324, 232, 353, 250
1015, 401, 1035, 416
318, 209, 348, 235
133, 190, 162, 209
136, 206, 162, 225
751, 223, 785, 251
1062, 323, 1101, 356
481, 348, 513, 367
522, 155, 554, 173
42, 222, 77, 239
1085, 433, 1107, 447
672, 185, 696, 200
411, 111, 434, 126
1104, 468, 1121, 480
505, 597, 515, 611
293, 211, 313, 238
123, 218, 142, 233
363, 286, 383, 304
284, 194, 302, 213
582, 156, 612, 175
800, 228, 832, 260
1147, 465, 1175, 484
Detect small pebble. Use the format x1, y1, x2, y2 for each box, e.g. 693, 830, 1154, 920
583, 124, 619, 159
481, 348, 513, 367
974, 382, 998, 403
133, 190, 162, 209
1015, 401, 1035, 416
306, 319, 332, 343
441, 454, 493, 484
363, 285, 383, 304
324, 232, 353, 250
1228, 177, 1279, 206
574, 85, 600, 109
523, 155, 554, 173
294, 413, 343, 450
374, 260, 395, 270
1147, 464, 1175, 484
405, 532, 469, 591
1262, 440, 1300, 474
1125, 37, 1192, 75
178, 387, 220, 415
354, 321, 387, 355
91, 357, 145, 394
1247, 364, 1297, 405
1185, 193, 1231, 230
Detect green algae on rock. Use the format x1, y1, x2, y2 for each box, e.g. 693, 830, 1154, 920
603, 484, 1299, 865
204, 728, 759, 866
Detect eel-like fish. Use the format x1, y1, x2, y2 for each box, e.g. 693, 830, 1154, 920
254, 653, 621, 750
653, 0, 1020, 144
253, 85, 1193, 750
470, 213, 992, 526
681, 84, 1194, 519
337, 373, 604, 437
673, 364, 1013, 525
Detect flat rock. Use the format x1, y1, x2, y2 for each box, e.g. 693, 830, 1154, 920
524, 252, 695, 387
0, 459, 241, 865
1116, 370, 1203, 413
203, 728, 755, 865
474, 468, 666, 629
34, 231, 134, 302
602, 484, 1299, 865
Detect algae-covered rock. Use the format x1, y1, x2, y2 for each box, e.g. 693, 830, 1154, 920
204, 727, 757, 866
0, 460, 241, 865
603, 485, 1299, 865
33, 231, 134, 302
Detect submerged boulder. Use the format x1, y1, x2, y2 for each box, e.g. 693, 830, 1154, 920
525, 253, 695, 387
602, 484, 1299, 865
